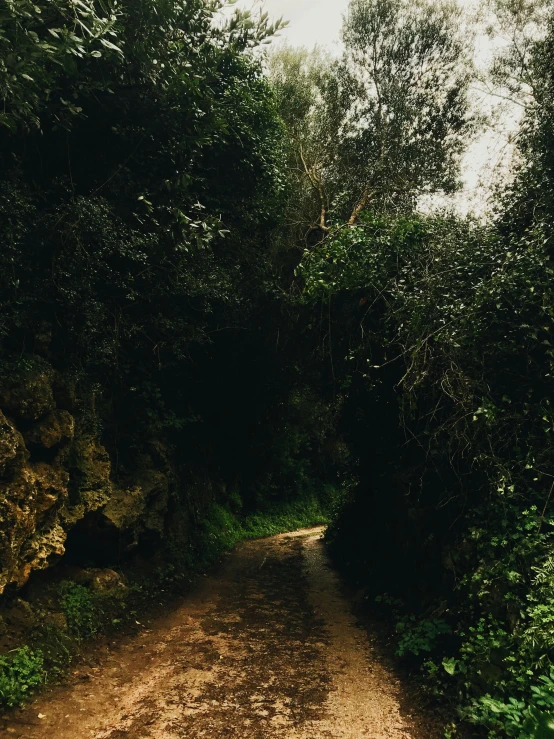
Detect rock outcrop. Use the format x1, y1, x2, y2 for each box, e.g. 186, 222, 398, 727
23, 410, 75, 449
0, 363, 174, 594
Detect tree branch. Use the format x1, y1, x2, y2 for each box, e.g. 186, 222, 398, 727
348, 184, 377, 226
298, 142, 329, 232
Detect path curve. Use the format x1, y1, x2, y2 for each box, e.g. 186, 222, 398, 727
0, 528, 441, 739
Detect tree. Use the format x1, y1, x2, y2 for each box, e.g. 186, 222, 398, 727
270, 0, 474, 237
498, 8, 554, 232
0, 0, 120, 131
268, 46, 339, 240
339, 0, 473, 220
0, 0, 288, 426
482, 0, 552, 111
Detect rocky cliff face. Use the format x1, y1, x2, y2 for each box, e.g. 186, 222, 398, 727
0, 361, 173, 595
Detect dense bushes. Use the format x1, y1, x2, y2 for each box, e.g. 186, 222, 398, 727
296, 195, 554, 732
0, 0, 341, 709
297, 40, 554, 729
0, 0, 286, 376
0, 0, 336, 522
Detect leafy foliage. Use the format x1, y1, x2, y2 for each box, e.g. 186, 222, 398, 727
475, 672, 554, 738
395, 616, 451, 658
7, 0, 554, 734
0, 647, 43, 708
0, 0, 121, 130
296, 8, 554, 735
59, 581, 98, 639
0, 0, 295, 522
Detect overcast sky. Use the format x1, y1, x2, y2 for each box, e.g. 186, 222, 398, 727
238, 0, 350, 50
237, 0, 484, 50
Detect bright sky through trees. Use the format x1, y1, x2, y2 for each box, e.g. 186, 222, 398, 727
238, 0, 350, 50
239, 0, 478, 49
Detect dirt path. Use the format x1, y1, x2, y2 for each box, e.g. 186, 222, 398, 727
0, 528, 442, 739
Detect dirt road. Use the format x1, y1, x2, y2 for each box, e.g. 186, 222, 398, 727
0, 528, 442, 739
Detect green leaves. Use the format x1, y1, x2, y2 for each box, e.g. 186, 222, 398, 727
297, 212, 426, 299
476, 672, 554, 738
0, 647, 44, 708
270, 0, 473, 235
59, 581, 99, 640
296, 16, 554, 733
0, 0, 121, 130
395, 615, 451, 657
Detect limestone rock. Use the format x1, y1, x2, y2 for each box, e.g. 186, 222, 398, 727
24, 410, 75, 449
103, 469, 168, 536
16, 521, 67, 587
44, 612, 68, 631
0, 411, 27, 471
0, 464, 68, 592
89, 568, 126, 594
32, 463, 69, 512
0, 369, 55, 421
5, 598, 36, 630
68, 567, 126, 594
0, 361, 176, 600
62, 436, 112, 525
103, 485, 146, 531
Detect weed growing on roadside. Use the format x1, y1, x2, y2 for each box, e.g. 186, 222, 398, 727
395, 615, 451, 658
0, 647, 43, 708
468, 672, 554, 737
59, 582, 99, 639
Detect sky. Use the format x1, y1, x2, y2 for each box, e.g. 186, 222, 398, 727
237, 0, 480, 49
237, 0, 350, 51
236, 0, 520, 215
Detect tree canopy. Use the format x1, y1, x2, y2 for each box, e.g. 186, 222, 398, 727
270, 0, 473, 240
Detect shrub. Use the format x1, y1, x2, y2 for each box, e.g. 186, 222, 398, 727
472, 672, 554, 738
395, 615, 451, 658
59, 582, 98, 640
0, 647, 44, 708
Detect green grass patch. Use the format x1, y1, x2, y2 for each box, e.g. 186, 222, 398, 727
241, 496, 329, 539
160, 494, 331, 587
196, 495, 329, 565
